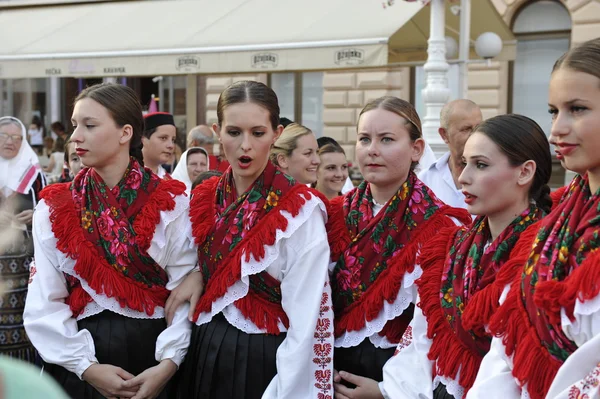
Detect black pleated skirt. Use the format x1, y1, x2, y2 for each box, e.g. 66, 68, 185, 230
334, 338, 396, 384
44, 310, 171, 399
177, 312, 286, 399
433, 383, 456, 399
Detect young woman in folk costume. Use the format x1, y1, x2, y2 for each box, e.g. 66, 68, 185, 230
327, 96, 472, 388
335, 114, 552, 399
270, 122, 321, 185
175, 80, 334, 399
0, 116, 46, 362
23, 83, 198, 399
467, 38, 600, 399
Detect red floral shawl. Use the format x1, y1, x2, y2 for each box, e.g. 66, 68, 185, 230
40, 158, 186, 316
418, 205, 541, 396
328, 172, 471, 341
490, 175, 600, 399
190, 161, 314, 334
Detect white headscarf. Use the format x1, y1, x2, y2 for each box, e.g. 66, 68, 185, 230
0, 116, 42, 197
171, 147, 210, 193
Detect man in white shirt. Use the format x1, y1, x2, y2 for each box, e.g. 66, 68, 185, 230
418, 99, 483, 209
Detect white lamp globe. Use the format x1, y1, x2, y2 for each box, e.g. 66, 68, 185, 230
445, 36, 458, 59
475, 32, 503, 59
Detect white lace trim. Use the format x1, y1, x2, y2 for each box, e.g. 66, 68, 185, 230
561, 291, 600, 340
334, 265, 422, 349
37, 194, 189, 321
195, 194, 326, 327
433, 372, 465, 399
148, 192, 192, 258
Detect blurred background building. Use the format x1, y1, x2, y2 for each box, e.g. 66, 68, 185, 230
0, 0, 598, 186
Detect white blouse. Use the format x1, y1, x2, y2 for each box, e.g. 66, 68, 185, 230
193, 193, 335, 399
24, 193, 197, 379
467, 285, 600, 399
379, 295, 465, 399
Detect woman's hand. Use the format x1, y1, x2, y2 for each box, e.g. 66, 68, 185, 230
165, 270, 204, 325
81, 364, 138, 399
123, 359, 177, 399
334, 371, 384, 399
15, 209, 34, 225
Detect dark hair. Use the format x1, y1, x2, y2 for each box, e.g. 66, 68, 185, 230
143, 127, 157, 138
51, 121, 66, 133
318, 142, 345, 157
192, 170, 223, 190
280, 117, 294, 128
473, 114, 552, 214
553, 37, 600, 80
74, 83, 144, 165
317, 136, 340, 148
216, 80, 280, 131
358, 96, 422, 170
31, 115, 43, 129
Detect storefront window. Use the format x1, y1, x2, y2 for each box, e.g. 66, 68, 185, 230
271, 72, 323, 136
511, 0, 571, 136
271, 73, 295, 122
301, 72, 324, 136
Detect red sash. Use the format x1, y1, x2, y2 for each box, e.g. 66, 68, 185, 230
40, 158, 186, 316
190, 161, 314, 334
328, 172, 471, 341
418, 205, 541, 396
490, 175, 600, 399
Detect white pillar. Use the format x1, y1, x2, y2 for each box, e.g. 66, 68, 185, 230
186, 75, 197, 128
103, 77, 117, 84
168, 76, 175, 115
458, 0, 471, 99
6, 79, 13, 116
422, 0, 451, 157
49, 77, 60, 123
158, 78, 165, 112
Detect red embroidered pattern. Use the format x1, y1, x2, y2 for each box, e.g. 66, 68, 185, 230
393, 326, 413, 356
313, 282, 333, 399
568, 362, 600, 399
28, 265, 37, 285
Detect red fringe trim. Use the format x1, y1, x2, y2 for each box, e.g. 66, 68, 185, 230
488, 274, 561, 399
462, 221, 540, 333
534, 249, 600, 325
40, 179, 185, 317
417, 226, 484, 395
235, 292, 290, 334
326, 196, 352, 262
190, 181, 313, 334
334, 206, 470, 338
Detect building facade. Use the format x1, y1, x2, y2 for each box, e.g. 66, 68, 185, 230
1, 0, 598, 187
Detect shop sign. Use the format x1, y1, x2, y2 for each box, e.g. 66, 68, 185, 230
334, 48, 365, 66
103, 67, 126, 74
45, 68, 62, 76
176, 55, 200, 72
251, 52, 279, 69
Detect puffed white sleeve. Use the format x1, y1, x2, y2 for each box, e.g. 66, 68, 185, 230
467, 285, 522, 399
379, 296, 435, 399
23, 202, 98, 379
151, 203, 198, 367
466, 336, 522, 399
262, 199, 334, 399
546, 293, 600, 399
